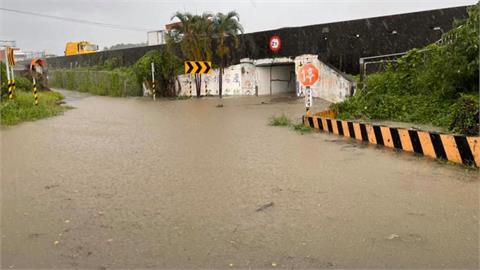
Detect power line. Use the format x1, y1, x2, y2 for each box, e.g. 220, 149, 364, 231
0, 7, 152, 32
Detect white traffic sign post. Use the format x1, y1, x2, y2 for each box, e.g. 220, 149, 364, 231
298, 63, 319, 114
151, 62, 156, 101
5, 47, 15, 99
5, 47, 11, 85
305, 86, 312, 111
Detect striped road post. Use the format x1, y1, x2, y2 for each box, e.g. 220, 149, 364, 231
4, 47, 12, 99
10, 66, 15, 99
32, 77, 38, 105
6, 47, 16, 99
151, 62, 156, 101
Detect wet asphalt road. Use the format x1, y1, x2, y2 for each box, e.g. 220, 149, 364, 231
1, 89, 478, 269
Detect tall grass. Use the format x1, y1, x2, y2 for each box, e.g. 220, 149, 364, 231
1, 91, 68, 125
269, 114, 313, 134
331, 5, 479, 135
269, 114, 291, 126
49, 68, 142, 97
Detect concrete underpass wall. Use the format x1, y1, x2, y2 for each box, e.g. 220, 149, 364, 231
271, 65, 296, 95
255, 67, 270, 95
255, 64, 295, 96
176, 63, 256, 96
295, 54, 354, 103
175, 54, 353, 103
42, 6, 469, 75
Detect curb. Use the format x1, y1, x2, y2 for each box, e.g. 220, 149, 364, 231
303, 115, 480, 167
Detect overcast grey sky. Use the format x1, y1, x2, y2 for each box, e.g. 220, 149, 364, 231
0, 0, 476, 55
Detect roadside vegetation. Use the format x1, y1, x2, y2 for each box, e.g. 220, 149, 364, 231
210, 12, 244, 98
1, 62, 68, 125
1, 91, 67, 125
269, 114, 291, 126
134, 49, 182, 97
49, 52, 182, 98
49, 11, 243, 99
269, 114, 313, 134
48, 65, 141, 97
331, 4, 479, 136
161, 11, 244, 97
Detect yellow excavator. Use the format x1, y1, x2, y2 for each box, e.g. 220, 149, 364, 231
65, 41, 98, 56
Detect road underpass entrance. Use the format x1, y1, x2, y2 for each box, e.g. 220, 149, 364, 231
255, 61, 296, 96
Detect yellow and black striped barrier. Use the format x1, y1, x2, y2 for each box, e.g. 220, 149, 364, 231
152, 80, 156, 99
32, 79, 38, 105
5, 47, 16, 99
303, 115, 480, 167
7, 79, 15, 99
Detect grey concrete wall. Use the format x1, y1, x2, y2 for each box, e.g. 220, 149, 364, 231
255, 67, 270, 95
270, 65, 295, 95
295, 54, 354, 103
173, 54, 353, 103
43, 6, 470, 75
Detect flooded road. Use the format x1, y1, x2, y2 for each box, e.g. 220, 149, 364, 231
1, 90, 478, 269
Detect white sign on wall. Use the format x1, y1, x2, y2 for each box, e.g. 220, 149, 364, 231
305, 87, 312, 108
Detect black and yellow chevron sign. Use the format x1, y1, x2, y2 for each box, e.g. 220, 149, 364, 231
184, 61, 212, 74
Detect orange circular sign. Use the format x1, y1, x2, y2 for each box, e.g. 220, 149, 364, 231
298, 63, 319, 87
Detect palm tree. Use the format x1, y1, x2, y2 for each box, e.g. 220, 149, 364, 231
212, 11, 244, 98
169, 12, 213, 96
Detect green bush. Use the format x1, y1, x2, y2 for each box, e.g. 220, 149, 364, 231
65, 70, 76, 90
292, 123, 313, 134
1, 62, 7, 98
49, 68, 142, 97
0, 91, 67, 125
15, 76, 33, 91
269, 114, 291, 126
1, 63, 34, 98
332, 4, 479, 135
449, 94, 479, 135
134, 49, 182, 97
269, 115, 313, 135
103, 57, 121, 70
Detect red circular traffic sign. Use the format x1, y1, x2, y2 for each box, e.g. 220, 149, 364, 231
298, 63, 319, 87
269, 35, 281, 52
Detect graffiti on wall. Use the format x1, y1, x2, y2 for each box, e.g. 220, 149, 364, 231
175, 55, 352, 101
294, 54, 354, 103
176, 63, 256, 97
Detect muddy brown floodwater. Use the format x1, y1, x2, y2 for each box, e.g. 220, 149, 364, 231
1, 89, 479, 269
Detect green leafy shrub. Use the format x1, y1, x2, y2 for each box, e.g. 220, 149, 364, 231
103, 57, 121, 70
269, 115, 313, 135
1, 63, 34, 98
15, 76, 33, 91
449, 94, 479, 135
65, 70, 76, 90
292, 123, 313, 134
0, 62, 7, 99
49, 68, 142, 97
134, 49, 182, 97
332, 4, 479, 135
0, 91, 67, 125
269, 114, 291, 126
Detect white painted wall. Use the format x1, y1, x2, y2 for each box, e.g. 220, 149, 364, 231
255, 67, 270, 95
175, 55, 353, 102
271, 65, 295, 95
254, 65, 295, 95
294, 54, 354, 103
176, 63, 256, 97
